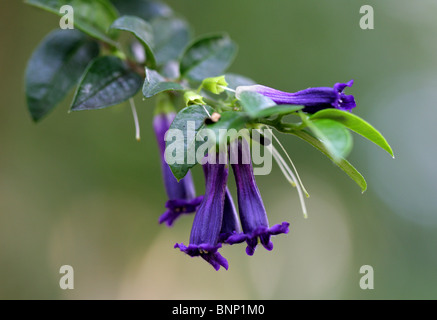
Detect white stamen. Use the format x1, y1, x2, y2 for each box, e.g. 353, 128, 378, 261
129, 98, 141, 142
272, 132, 309, 198
272, 146, 308, 218
219, 85, 236, 93
201, 104, 212, 118
271, 148, 296, 186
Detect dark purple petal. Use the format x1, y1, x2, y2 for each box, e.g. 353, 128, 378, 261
336, 94, 356, 112
245, 222, 290, 256
203, 163, 241, 243
334, 79, 354, 92
225, 232, 247, 245
153, 112, 175, 156
225, 223, 290, 255
176, 155, 229, 270
218, 189, 241, 243
160, 157, 196, 202
174, 243, 228, 271
230, 140, 290, 255
190, 161, 228, 246
232, 141, 269, 233
159, 196, 204, 227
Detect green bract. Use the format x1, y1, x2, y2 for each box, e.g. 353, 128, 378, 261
184, 91, 205, 106
201, 76, 228, 95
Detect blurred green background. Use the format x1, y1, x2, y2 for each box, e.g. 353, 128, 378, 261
1, 0, 437, 299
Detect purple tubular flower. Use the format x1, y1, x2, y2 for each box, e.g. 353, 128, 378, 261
153, 113, 203, 226
226, 140, 290, 256
236, 80, 356, 113
219, 189, 241, 242
175, 157, 229, 271
202, 164, 241, 243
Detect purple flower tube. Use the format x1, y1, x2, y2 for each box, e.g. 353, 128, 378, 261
236, 80, 356, 113
175, 155, 230, 271
153, 112, 203, 227
226, 140, 290, 256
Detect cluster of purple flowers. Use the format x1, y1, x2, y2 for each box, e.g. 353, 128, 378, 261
153, 80, 355, 270
155, 115, 289, 270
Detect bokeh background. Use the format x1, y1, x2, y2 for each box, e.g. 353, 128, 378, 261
1, 0, 437, 299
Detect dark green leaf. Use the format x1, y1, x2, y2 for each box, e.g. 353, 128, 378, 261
307, 118, 353, 160
152, 17, 191, 66
71, 56, 142, 111
110, 0, 173, 21
310, 109, 394, 157
25, 29, 99, 121
142, 68, 183, 98
290, 130, 367, 192
180, 34, 238, 82
166, 105, 214, 181
110, 15, 156, 68
26, 0, 118, 46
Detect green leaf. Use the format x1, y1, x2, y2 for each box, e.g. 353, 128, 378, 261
290, 130, 367, 192
151, 17, 191, 66
205, 112, 249, 148
71, 56, 143, 111
25, 29, 99, 121
308, 119, 354, 160
26, 0, 118, 46
166, 105, 214, 181
255, 105, 304, 119
180, 34, 238, 82
110, 15, 156, 68
238, 91, 276, 118
310, 109, 394, 157
110, 0, 173, 21
142, 68, 183, 98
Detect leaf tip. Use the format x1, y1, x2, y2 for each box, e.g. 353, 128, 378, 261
386, 146, 395, 158
30, 116, 41, 123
